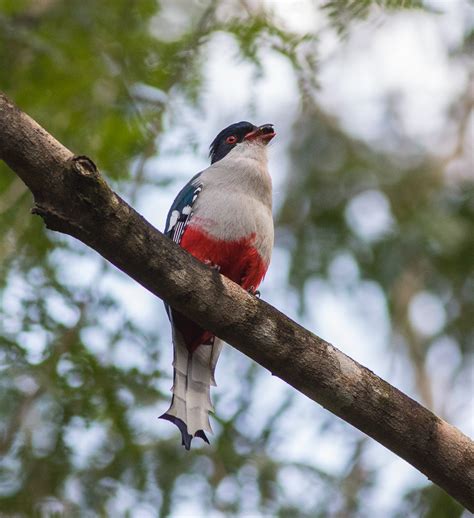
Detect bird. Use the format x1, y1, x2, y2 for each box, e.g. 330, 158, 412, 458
159, 121, 276, 449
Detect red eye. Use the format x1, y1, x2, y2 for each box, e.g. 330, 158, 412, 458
226, 135, 237, 144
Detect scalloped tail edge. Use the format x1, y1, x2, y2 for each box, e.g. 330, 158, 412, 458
159, 413, 210, 450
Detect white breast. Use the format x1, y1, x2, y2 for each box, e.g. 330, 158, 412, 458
190, 141, 274, 264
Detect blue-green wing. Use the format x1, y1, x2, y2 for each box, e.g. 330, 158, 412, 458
165, 172, 202, 244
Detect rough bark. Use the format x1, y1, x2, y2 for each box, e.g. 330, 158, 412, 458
1, 91, 473, 511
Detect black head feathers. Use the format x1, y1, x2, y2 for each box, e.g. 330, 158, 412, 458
209, 121, 257, 164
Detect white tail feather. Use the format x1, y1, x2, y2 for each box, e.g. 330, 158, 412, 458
166, 328, 223, 437
210, 339, 223, 386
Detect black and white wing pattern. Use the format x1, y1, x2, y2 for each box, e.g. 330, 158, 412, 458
165, 172, 202, 245
164, 172, 203, 322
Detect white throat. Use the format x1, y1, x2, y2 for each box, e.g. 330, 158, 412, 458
225, 140, 269, 166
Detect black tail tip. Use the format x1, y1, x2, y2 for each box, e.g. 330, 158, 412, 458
159, 413, 209, 450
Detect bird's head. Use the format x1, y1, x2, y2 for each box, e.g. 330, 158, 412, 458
209, 121, 276, 164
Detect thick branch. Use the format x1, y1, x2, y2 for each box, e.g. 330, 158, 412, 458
1, 92, 473, 510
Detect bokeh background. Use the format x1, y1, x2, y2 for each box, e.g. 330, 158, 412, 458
0, 0, 473, 516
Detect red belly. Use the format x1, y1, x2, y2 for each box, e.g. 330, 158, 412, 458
181, 226, 267, 289
173, 225, 268, 351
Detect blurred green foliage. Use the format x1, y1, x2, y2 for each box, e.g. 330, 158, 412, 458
0, 0, 472, 516
322, 0, 425, 35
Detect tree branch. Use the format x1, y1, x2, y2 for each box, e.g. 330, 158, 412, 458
1, 91, 473, 511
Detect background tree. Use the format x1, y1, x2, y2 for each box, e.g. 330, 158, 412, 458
0, 0, 472, 516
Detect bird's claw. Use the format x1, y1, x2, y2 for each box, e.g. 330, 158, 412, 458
204, 259, 221, 272
247, 287, 261, 297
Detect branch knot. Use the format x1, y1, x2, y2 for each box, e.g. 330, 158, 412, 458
70, 155, 99, 178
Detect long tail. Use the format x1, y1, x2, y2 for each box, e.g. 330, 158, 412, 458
160, 328, 223, 449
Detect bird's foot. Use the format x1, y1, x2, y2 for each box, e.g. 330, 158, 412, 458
204, 259, 221, 272
247, 286, 261, 298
